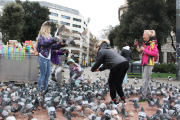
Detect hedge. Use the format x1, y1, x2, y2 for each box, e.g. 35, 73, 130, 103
153, 63, 176, 74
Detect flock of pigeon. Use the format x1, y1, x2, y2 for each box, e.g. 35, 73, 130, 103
0, 73, 180, 120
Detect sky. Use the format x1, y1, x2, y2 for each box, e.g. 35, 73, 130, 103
30, 0, 125, 38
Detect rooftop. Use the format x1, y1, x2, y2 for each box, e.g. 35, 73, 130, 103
0, 0, 81, 16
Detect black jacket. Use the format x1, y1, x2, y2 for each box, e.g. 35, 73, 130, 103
121, 47, 132, 62
91, 42, 127, 72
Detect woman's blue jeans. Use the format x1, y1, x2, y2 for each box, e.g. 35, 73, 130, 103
38, 55, 51, 91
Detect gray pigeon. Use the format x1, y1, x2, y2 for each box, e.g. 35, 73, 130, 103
133, 100, 140, 111
0, 106, 8, 120
138, 107, 146, 120
156, 98, 163, 108
120, 106, 129, 120
162, 107, 171, 120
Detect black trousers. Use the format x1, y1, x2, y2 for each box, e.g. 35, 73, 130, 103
108, 61, 129, 99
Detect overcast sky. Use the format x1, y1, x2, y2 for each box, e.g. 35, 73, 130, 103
29, 0, 125, 38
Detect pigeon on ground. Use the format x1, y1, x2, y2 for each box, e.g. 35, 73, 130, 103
138, 107, 146, 120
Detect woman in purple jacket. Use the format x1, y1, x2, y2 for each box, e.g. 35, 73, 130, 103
36, 21, 61, 95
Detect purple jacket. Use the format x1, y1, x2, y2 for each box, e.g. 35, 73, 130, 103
51, 49, 64, 64
37, 36, 61, 58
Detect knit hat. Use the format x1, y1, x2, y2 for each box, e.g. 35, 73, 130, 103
67, 59, 75, 65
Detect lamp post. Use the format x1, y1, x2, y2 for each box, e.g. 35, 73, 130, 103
176, 0, 180, 80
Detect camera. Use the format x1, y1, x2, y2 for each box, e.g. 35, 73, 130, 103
61, 38, 67, 47
53, 37, 59, 43
61, 48, 69, 57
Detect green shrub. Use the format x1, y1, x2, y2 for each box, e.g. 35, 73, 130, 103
153, 63, 176, 74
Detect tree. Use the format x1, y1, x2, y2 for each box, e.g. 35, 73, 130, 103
17, 1, 50, 41
50, 22, 58, 37
109, 0, 172, 63
166, 0, 176, 51
98, 25, 114, 41
0, 2, 24, 43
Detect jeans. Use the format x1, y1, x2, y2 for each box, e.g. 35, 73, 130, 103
38, 55, 51, 91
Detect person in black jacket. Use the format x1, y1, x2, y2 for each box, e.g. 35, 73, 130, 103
121, 42, 132, 86
90, 39, 129, 104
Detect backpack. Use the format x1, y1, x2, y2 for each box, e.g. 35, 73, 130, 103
154, 51, 159, 62
150, 40, 159, 62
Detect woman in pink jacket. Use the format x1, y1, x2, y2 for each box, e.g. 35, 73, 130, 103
134, 30, 158, 101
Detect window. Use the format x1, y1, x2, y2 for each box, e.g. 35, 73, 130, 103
72, 30, 78, 33
50, 19, 58, 23
84, 22, 86, 25
61, 15, 70, 19
50, 12, 58, 17
83, 27, 85, 30
73, 24, 81, 28
60, 21, 70, 26
73, 18, 81, 22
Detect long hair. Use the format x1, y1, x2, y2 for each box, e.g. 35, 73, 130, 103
37, 25, 52, 39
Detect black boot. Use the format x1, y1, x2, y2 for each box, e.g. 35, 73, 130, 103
51, 73, 57, 82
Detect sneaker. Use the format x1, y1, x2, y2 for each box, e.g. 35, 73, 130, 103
42, 89, 48, 96
120, 97, 126, 103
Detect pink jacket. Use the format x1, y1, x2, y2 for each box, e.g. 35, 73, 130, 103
135, 40, 158, 66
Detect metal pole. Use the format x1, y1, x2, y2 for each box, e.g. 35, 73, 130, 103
176, 0, 180, 80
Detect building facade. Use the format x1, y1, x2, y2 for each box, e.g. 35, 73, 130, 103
0, 1, 98, 65
118, 0, 176, 63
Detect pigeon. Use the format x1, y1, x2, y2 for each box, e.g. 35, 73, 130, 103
55, 25, 65, 36
168, 106, 178, 118
138, 107, 146, 120
168, 76, 172, 81
101, 104, 112, 120
47, 104, 57, 118
156, 98, 163, 108
133, 100, 140, 111
78, 28, 89, 42
120, 106, 129, 119
129, 97, 140, 102
0, 106, 8, 120
150, 110, 161, 120
161, 107, 171, 120
147, 98, 155, 108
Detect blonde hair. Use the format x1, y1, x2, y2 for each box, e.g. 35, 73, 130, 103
144, 30, 156, 37
95, 39, 110, 48
37, 25, 52, 39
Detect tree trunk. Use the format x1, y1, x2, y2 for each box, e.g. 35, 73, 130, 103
157, 44, 163, 63
170, 33, 176, 51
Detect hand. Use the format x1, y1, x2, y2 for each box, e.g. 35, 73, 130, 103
134, 39, 138, 45
61, 43, 66, 46
55, 50, 58, 53
95, 69, 99, 72
34, 51, 39, 56
63, 51, 67, 54
75, 67, 79, 70
58, 37, 61, 42
140, 46, 144, 51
